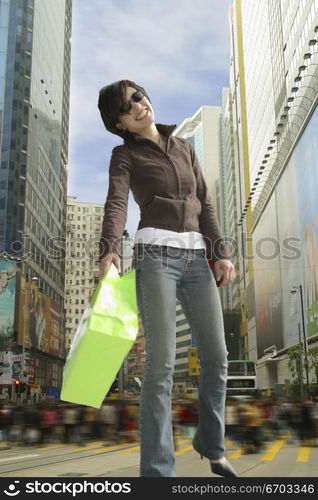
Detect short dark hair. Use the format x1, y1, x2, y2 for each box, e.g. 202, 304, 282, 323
98, 79, 151, 138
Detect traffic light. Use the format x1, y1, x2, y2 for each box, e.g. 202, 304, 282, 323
20, 383, 27, 393
14, 379, 21, 393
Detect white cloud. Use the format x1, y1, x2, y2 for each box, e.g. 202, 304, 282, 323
69, 0, 232, 144
68, 0, 234, 219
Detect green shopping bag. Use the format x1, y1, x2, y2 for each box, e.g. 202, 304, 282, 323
60, 264, 138, 408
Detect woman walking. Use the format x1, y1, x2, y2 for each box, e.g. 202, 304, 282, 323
97, 80, 237, 477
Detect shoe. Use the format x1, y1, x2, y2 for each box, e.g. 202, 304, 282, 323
193, 436, 237, 477
210, 458, 237, 477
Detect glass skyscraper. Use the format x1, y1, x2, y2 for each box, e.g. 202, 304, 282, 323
0, 0, 72, 402
229, 0, 318, 394
0, 0, 71, 305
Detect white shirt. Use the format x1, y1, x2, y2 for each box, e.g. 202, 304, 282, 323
134, 227, 206, 249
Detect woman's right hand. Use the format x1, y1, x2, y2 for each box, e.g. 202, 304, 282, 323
99, 253, 121, 278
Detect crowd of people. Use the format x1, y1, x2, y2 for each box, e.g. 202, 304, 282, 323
224, 397, 318, 453
0, 398, 138, 447
0, 396, 317, 450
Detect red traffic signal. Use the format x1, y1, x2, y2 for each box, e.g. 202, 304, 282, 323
14, 379, 21, 393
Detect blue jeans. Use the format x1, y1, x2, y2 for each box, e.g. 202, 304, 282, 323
134, 245, 228, 477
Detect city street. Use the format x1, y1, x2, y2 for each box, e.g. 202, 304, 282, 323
1, 3, 318, 496
0, 436, 317, 478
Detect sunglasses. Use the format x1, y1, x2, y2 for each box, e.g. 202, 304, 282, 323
119, 90, 145, 115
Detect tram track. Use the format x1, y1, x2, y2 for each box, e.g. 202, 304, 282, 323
0, 442, 137, 475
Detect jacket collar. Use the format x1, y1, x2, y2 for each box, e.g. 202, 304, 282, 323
124, 124, 177, 145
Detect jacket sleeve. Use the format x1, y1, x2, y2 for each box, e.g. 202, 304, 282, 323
99, 146, 131, 260
189, 143, 229, 260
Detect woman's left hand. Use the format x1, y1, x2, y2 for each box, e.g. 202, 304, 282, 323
213, 259, 236, 287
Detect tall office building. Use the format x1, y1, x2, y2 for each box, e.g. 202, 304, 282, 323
173, 105, 241, 383
229, 1, 255, 362
173, 107, 223, 389
219, 88, 243, 359
0, 0, 72, 402
64, 196, 104, 353
230, 0, 318, 393
65, 196, 134, 396
174, 106, 222, 210
220, 88, 241, 311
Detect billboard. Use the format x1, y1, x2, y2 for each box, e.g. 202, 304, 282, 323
276, 103, 318, 346
0, 260, 17, 344
253, 195, 284, 358
17, 274, 63, 357
253, 104, 318, 355
294, 104, 318, 338
11, 353, 23, 381
188, 347, 200, 375
275, 155, 302, 349
0, 351, 12, 385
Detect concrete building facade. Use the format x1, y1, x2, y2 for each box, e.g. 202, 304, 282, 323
229, 0, 318, 395
65, 196, 104, 353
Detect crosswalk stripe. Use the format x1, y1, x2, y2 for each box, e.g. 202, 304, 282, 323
175, 445, 193, 456
116, 437, 191, 456
93, 443, 133, 454
117, 445, 140, 455
261, 439, 285, 462
228, 448, 243, 460
37, 444, 70, 450
176, 438, 191, 446
296, 447, 311, 463
175, 439, 237, 458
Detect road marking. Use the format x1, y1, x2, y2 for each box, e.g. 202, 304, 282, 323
176, 440, 239, 458
175, 438, 191, 447
228, 448, 243, 460
111, 440, 190, 456
296, 447, 311, 462
117, 445, 140, 455
261, 439, 285, 462
70, 442, 104, 453
37, 444, 70, 450
0, 454, 40, 463
94, 443, 133, 454
175, 445, 193, 456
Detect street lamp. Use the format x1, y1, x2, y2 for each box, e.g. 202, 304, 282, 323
290, 284, 309, 396
297, 323, 304, 401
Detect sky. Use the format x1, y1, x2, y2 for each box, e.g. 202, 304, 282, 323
67, 0, 234, 236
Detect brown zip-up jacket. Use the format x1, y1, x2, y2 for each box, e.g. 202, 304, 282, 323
99, 124, 229, 261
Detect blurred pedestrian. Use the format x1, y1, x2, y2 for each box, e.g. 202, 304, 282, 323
0, 403, 13, 446
300, 399, 316, 445
62, 404, 77, 444
39, 403, 58, 444
23, 404, 41, 446
237, 399, 263, 453
225, 398, 239, 441
98, 401, 118, 444
97, 79, 236, 477
82, 406, 97, 441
